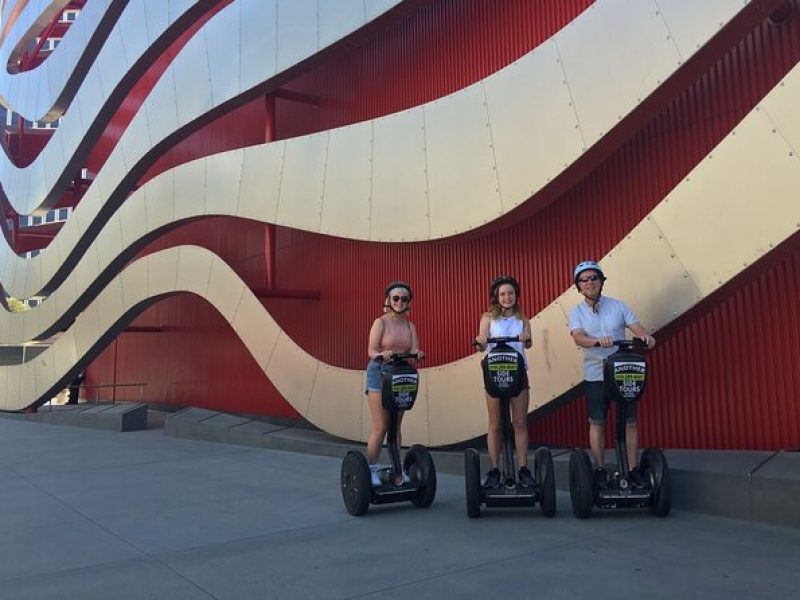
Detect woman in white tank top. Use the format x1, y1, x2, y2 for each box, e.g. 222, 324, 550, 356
474, 276, 534, 489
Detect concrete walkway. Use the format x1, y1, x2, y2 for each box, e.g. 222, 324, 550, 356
1, 417, 798, 599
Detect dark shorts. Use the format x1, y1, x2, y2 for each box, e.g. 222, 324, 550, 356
365, 359, 391, 394
585, 380, 637, 425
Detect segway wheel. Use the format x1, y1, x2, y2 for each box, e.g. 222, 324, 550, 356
404, 445, 437, 508
569, 449, 594, 519
535, 447, 557, 517
341, 451, 371, 516
641, 447, 672, 517
464, 448, 482, 518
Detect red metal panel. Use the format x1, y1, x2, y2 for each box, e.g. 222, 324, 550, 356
275, 0, 593, 140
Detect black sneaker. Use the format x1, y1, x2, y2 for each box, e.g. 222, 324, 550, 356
483, 468, 502, 488
593, 466, 608, 489
629, 466, 647, 489
518, 466, 535, 487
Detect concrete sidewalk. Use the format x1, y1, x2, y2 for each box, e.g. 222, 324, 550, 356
1, 416, 799, 599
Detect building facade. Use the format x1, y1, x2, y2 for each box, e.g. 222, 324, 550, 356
1, 0, 799, 450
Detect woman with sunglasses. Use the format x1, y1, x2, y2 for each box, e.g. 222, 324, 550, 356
568, 260, 656, 490
474, 275, 533, 489
365, 281, 424, 486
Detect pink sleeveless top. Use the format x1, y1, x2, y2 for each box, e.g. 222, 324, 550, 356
379, 316, 412, 354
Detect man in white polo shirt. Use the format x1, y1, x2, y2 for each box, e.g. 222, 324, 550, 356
568, 260, 656, 489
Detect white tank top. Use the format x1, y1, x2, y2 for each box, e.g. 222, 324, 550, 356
488, 316, 528, 368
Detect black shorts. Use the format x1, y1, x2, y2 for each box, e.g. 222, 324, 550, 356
585, 380, 636, 425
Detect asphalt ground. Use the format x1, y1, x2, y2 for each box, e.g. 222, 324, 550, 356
1, 417, 798, 600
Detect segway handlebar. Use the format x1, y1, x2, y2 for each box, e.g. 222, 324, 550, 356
593, 337, 648, 349
473, 336, 521, 345
374, 352, 422, 362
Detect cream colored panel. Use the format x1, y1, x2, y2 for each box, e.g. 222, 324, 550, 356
231, 291, 281, 371
29, 294, 55, 340
276, 0, 317, 72
238, 143, 283, 222
120, 255, 150, 311
148, 247, 180, 297
51, 266, 80, 328
175, 246, 214, 298
241, 0, 276, 91
425, 85, 501, 237
24, 161, 46, 215
34, 353, 53, 400
94, 24, 128, 98
266, 332, 317, 416
144, 169, 176, 232
205, 4, 241, 106
206, 149, 244, 216
426, 355, 486, 445
318, 0, 363, 48
558, 0, 679, 145
72, 69, 104, 130
371, 109, 429, 241
529, 301, 583, 409
7, 300, 25, 345
171, 36, 213, 127
72, 245, 99, 305
400, 371, 430, 446
306, 364, 364, 441
760, 68, 800, 154
360, 376, 372, 441
117, 0, 149, 71
173, 159, 207, 223
96, 277, 124, 335
73, 301, 102, 359
92, 217, 124, 280
486, 42, 583, 209
320, 124, 372, 238
652, 107, 800, 296
207, 258, 247, 323
51, 332, 77, 385
600, 216, 702, 331
122, 111, 156, 176
656, 0, 739, 60
117, 194, 148, 252
277, 133, 327, 230
142, 73, 179, 154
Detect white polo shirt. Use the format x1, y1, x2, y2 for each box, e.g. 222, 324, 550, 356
568, 295, 639, 382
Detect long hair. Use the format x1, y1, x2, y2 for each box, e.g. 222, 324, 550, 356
487, 303, 527, 321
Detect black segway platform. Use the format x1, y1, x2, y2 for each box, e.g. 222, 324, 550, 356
465, 338, 556, 518
341, 354, 436, 516
569, 339, 672, 518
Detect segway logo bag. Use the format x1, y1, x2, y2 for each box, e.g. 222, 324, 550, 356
381, 363, 419, 411
482, 348, 524, 398
604, 352, 647, 402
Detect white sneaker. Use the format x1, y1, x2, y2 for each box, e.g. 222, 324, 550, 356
402, 469, 411, 484
369, 464, 381, 486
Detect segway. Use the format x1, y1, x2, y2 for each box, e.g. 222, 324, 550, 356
569, 338, 672, 518
464, 337, 556, 518
341, 353, 437, 516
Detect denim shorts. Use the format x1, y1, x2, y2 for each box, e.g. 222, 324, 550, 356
585, 380, 637, 424
365, 359, 390, 394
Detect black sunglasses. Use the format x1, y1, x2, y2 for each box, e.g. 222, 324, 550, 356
391, 295, 410, 303
578, 275, 601, 283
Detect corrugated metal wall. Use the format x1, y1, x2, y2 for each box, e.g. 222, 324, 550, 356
276, 0, 593, 139
88, 0, 800, 449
